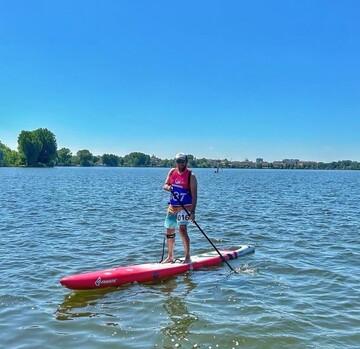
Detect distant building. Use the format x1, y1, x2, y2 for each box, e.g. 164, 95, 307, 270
283, 159, 300, 165
273, 161, 284, 169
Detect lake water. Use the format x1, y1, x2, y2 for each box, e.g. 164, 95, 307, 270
0, 167, 359, 348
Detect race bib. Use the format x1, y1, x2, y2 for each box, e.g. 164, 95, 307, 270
177, 210, 189, 223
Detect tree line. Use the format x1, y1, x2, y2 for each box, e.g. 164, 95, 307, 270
1, 128, 360, 170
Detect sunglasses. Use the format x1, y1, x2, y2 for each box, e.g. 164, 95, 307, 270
176, 159, 186, 164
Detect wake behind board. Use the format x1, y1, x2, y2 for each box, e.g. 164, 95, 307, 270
60, 245, 255, 290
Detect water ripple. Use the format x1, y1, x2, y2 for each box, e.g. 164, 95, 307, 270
1, 168, 359, 348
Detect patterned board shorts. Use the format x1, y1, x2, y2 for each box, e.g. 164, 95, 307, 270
164, 206, 191, 229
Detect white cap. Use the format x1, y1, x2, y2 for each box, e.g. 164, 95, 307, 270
175, 152, 188, 161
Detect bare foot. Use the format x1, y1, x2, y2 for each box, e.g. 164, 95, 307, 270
182, 257, 192, 264
161, 257, 174, 264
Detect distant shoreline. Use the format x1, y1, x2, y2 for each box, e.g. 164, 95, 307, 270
2, 129, 359, 170
1, 161, 360, 171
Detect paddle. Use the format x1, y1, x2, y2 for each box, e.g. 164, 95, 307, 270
171, 189, 235, 272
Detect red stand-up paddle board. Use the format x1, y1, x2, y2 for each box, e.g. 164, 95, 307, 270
60, 245, 255, 290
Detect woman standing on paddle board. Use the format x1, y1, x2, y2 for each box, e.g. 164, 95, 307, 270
163, 152, 198, 263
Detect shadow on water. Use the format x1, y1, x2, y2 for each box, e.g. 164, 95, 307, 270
55, 286, 132, 321
160, 274, 198, 340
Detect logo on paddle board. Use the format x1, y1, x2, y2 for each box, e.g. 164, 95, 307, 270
95, 277, 117, 287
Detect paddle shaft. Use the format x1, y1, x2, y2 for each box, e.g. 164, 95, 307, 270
171, 190, 235, 272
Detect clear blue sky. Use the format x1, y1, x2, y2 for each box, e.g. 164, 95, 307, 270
1, 0, 359, 162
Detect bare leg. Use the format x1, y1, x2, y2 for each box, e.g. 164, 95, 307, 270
179, 225, 191, 263
162, 228, 175, 263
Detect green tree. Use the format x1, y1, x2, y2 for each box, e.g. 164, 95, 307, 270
0, 141, 6, 166
77, 149, 93, 166
123, 152, 150, 166
92, 155, 101, 166
0, 141, 21, 166
150, 155, 161, 167
6, 149, 21, 166
57, 147, 72, 166
18, 131, 42, 166
34, 128, 57, 165
17, 128, 57, 167
187, 154, 198, 168
102, 154, 120, 167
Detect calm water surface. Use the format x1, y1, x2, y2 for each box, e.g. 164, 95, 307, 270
0, 167, 359, 348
